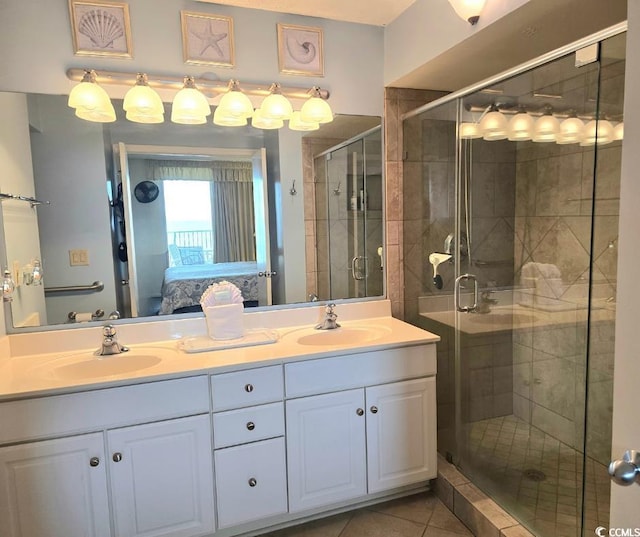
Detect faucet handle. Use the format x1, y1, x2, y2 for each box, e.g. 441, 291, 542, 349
326, 303, 336, 313
102, 324, 116, 337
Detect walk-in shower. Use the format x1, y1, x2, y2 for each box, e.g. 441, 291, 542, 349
403, 27, 624, 537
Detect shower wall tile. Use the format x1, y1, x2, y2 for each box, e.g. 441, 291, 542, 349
532, 357, 576, 421
531, 403, 574, 448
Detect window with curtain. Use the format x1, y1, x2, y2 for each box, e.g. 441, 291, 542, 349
147, 159, 256, 264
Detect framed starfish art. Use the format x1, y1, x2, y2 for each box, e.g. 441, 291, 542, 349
181, 11, 235, 67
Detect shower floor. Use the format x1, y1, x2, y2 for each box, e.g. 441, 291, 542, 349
461, 415, 610, 537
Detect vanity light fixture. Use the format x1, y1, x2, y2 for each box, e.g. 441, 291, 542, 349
288, 111, 320, 131
123, 73, 164, 124
507, 110, 535, 141
557, 115, 585, 144
459, 122, 482, 139
67, 69, 116, 123
532, 109, 560, 143
259, 83, 293, 120
479, 107, 508, 140
216, 79, 254, 121
580, 118, 614, 146
171, 76, 212, 125
212, 106, 248, 127
614, 121, 624, 140
447, 0, 487, 25
251, 108, 284, 130
300, 87, 334, 124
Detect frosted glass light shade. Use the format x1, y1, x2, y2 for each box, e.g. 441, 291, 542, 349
448, 0, 486, 24
75, 103, 116, 123
300, 97, 333, 124
480, 110, 508, 140
556, 117, 584, 144
213, 106, 248, 126
68, 71, 113, 115
507, 113, 534, 141
218, 90, 254, 119
171, 87, 211, 124
289, 111, 319, 131
123, 74, 164, 122
251, 108, 284, 129
532, 114, 560, 142
580, 119, 614, 146
614, 122, 624, 140
460, 122, 482, 139
260, 93, 293, 120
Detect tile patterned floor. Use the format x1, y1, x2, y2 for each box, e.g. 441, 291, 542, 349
260, 492, 473, 537
461, 415, 610, 537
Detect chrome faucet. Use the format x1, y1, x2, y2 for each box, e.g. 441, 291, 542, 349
315, 303, 341, 330
95, 324, 128, 356
476, 290, 498, 314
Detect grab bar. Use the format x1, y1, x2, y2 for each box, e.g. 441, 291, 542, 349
45, 280, 104, 295
0, 192, 50, 208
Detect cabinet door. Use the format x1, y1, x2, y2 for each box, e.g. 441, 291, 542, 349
286, 389, 366, 512
0, 433, 110, 537
366, 377, 437, 493
215, 437, 288, 528
108, 415, 215, 537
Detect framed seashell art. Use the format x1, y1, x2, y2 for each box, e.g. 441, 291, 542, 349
181, 11, 235, 68
68, 0, 132, 58
277, 23, 324, 77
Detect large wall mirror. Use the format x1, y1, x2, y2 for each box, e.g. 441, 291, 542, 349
0, 91, 383, 331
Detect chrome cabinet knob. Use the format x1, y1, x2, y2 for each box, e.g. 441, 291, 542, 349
246, 421, 255, 431
248, 477, 257, 487
356, 408, 364, 416
370, 406, 379, 414
245, 383, 254, 393
89, 457, 100, 467
609, 450, 640, 486
112, 452, 123, 463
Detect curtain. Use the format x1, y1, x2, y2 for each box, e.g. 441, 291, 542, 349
146, 159, 256, 263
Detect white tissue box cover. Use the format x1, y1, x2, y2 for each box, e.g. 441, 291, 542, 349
205, 304, 245, 340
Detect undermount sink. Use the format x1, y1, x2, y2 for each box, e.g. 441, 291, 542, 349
290, 326, 391, 346
40, 347, 176, 380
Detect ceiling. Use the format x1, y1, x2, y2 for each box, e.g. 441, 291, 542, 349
195, 0, 417, 26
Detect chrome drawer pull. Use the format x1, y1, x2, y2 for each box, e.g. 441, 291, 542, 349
89, 457, 100, 467
246, 421, 255, 431
248, 477, 257, 487
245, 383, 254, 393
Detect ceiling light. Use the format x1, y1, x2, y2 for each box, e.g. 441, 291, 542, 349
532, 112, 560, 143
68, 69, 116, 123
260, 83, 293, 120
252, 108, 284, 130
556, 116, 584, 144
300, 87, 334, 124
507, 112, 534, 141
447, 0, 486, 25
289, 111, 319, 131
460, 122, 482, 139
217, 79, 254, 119
171, 76, 211, 125
480, 109, 508, 140
123, 73, 164, 124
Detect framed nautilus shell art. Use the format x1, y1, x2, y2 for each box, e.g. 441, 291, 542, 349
181, 11, 235, 68
68, 0, 132, 58
277, 23, 324, 77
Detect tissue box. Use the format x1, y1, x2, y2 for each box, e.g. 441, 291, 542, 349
205, 304, 244, 340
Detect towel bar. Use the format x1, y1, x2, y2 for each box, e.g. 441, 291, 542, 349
44, 281, 104, 294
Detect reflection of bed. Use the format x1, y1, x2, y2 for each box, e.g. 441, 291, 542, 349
159, 261, 259, 315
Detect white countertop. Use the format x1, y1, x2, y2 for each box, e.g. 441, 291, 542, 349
0, 302, 440, 401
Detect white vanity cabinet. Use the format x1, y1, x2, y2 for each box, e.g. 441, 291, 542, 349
0, 376, 214, 537
211, 366, 288, 529
285, 345, 437, 513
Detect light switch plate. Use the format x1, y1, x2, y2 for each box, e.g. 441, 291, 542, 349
69, 249, 89, 266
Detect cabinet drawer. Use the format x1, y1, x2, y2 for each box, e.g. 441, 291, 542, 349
213, 402, 284, 449
215, 437, 288, 528
211, 365, 283, 411
0, 376, 210, 445
285, 345, 436, 398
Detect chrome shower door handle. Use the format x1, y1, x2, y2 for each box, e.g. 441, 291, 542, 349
454, 273, 478, 312
609, 450, 640, 486
351, 256, 366, 280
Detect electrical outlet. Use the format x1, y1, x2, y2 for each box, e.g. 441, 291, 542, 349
69, 249, 89, 266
